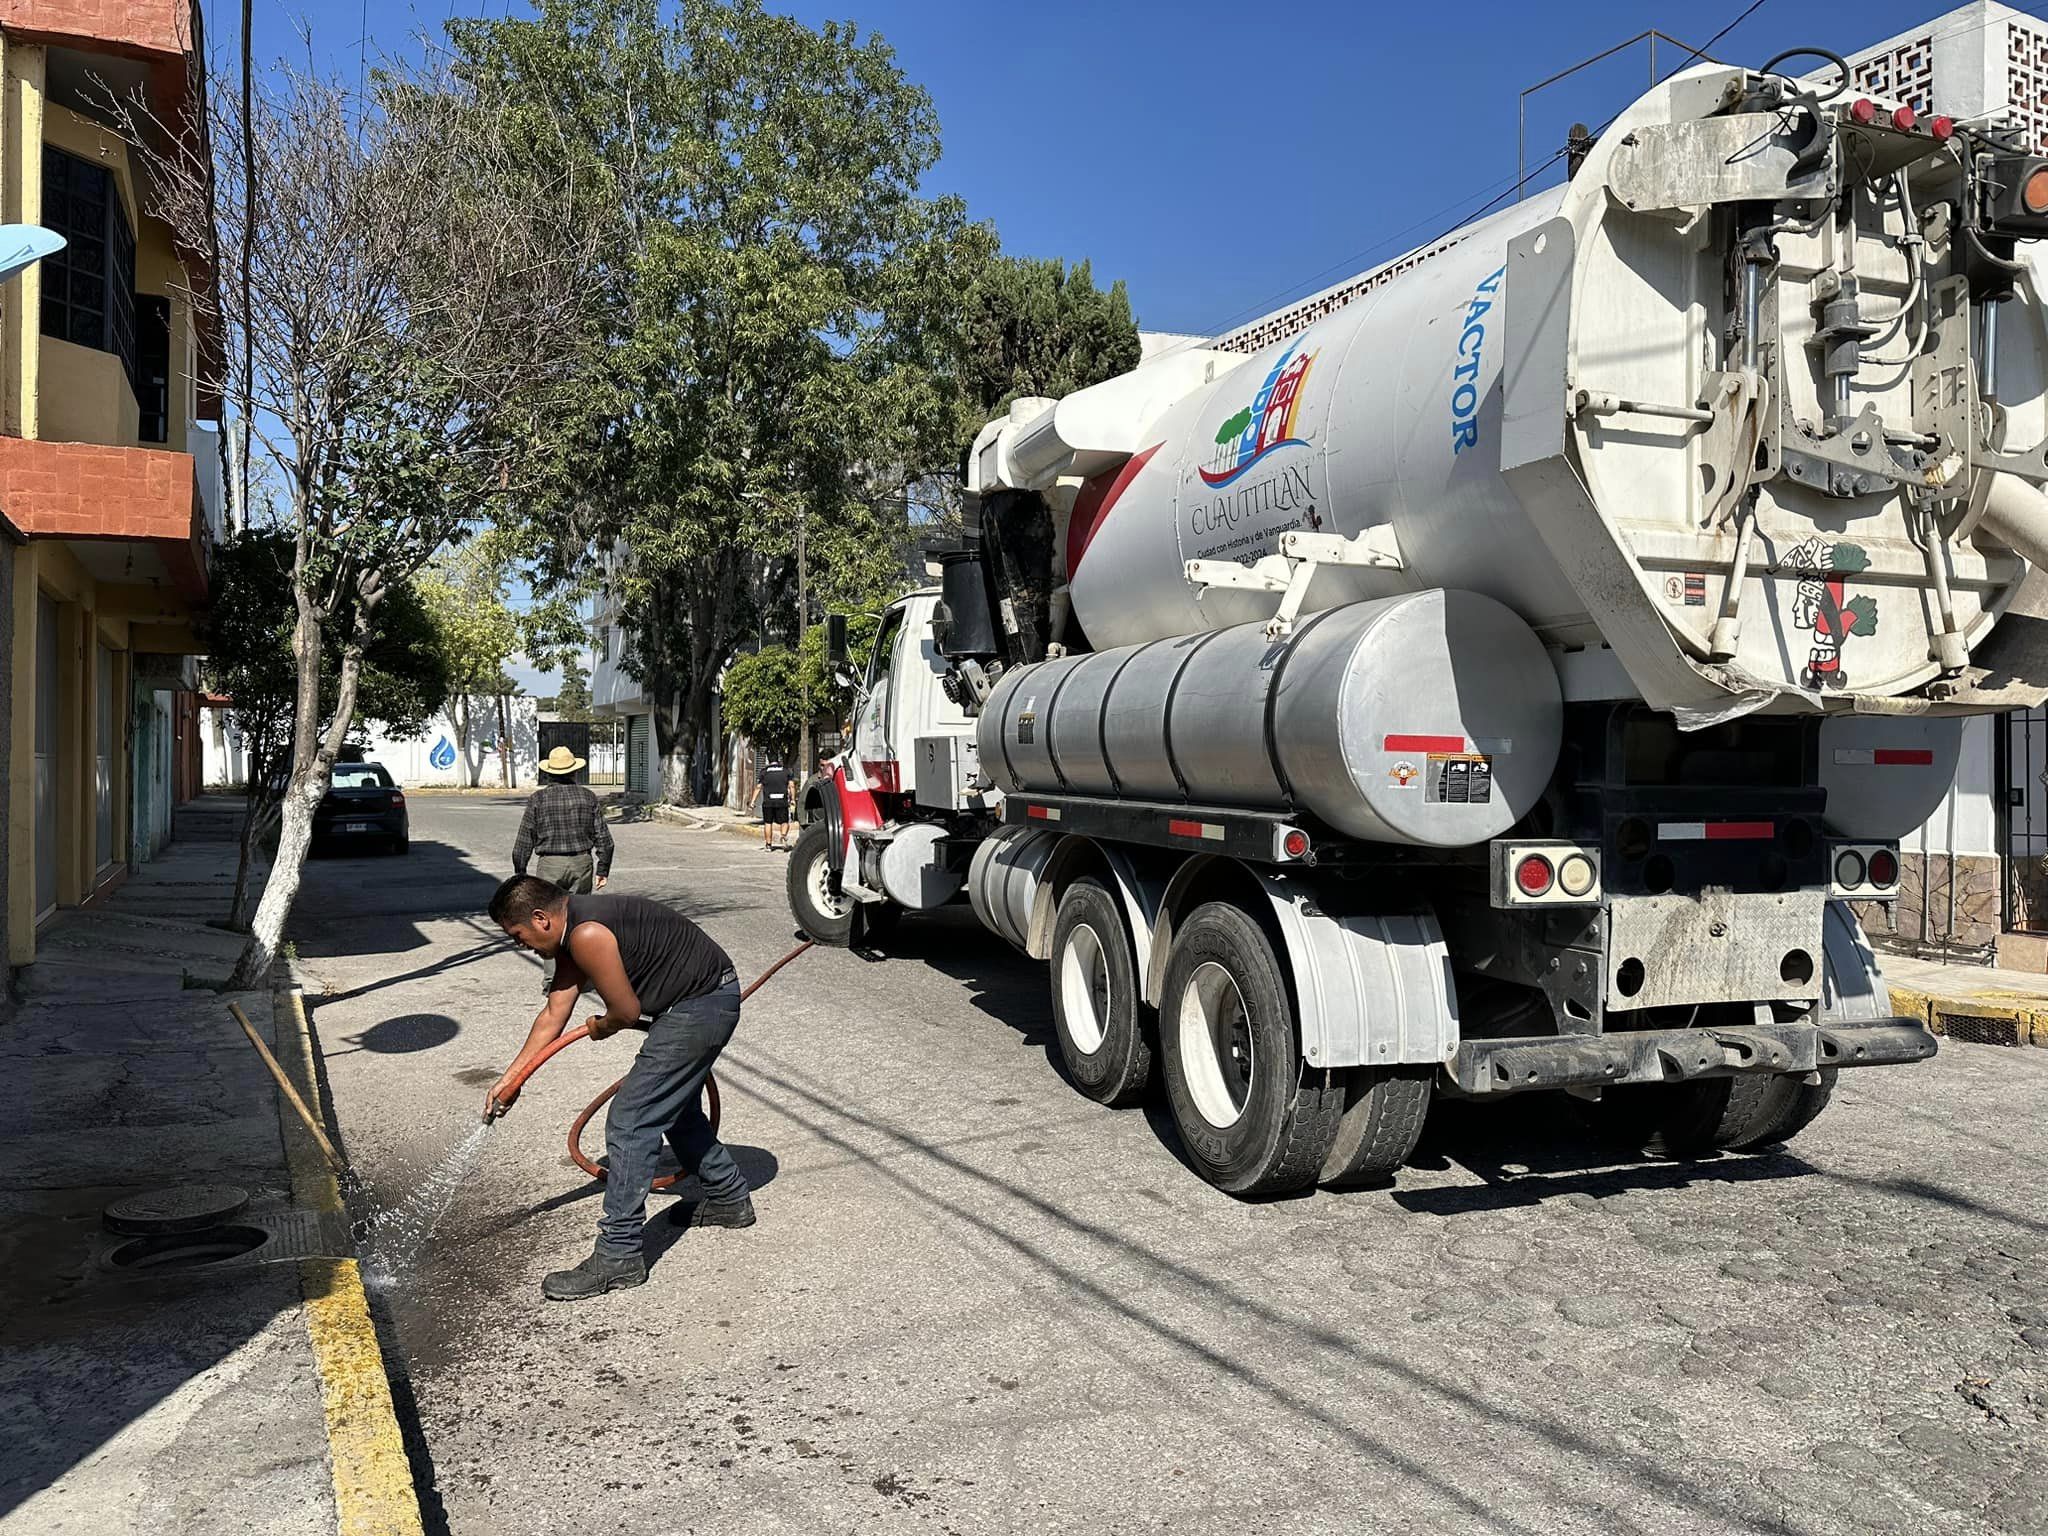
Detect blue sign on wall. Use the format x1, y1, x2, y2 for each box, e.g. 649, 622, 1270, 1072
429, 736, 456, 770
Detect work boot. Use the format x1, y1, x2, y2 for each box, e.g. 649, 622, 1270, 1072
676, 1194, 756, 1230
541, 1248, 646, 1301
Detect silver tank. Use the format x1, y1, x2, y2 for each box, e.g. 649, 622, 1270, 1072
979, 590, 1560, 848
1055, 70, 2048, 713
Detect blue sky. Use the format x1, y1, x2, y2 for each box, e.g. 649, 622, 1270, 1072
244, 0, 2020, 691
254, 0, 2015, 336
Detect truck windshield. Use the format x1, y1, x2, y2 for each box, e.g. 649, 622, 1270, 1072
866, 607, 905, 693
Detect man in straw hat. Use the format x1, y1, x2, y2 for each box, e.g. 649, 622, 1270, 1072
513, 744, 615, 895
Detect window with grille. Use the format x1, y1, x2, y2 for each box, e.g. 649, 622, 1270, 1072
137, 296, 170, 443
39, 147, 139, 398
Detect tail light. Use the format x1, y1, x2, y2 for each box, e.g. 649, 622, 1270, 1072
1492, 841, 1601, 907
1830, 841, 1899, 900
1890, 105, 1917, 132
1849, 97, 1879, 125
391, 790, 406, 808
1930, 115, 1955, 141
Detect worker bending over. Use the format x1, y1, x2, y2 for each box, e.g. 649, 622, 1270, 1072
485, 875, 754, 1301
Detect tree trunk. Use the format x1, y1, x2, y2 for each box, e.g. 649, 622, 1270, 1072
496, 692, 512, 787
229, 588, 371, 990
225, 784, 279, 931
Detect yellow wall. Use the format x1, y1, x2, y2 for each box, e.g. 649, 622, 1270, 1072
40, 336, 140, 447
10, 100, 195, 452
5, 540, 150, 964
3, 39, 45, 440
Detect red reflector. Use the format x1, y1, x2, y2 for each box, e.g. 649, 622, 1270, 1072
1516, 854, 1554, 897
1281, 829, 1309, 859
1931, 115, 1955, 141
1850, 97, 1878, 125
1873, 749, 1935, 766
1868, 849, 1899, 887
1891, 104, 1918, 131
1383, 734, 1465, 753
1705, 821, 1776, 841
1026, 805, 1054, 820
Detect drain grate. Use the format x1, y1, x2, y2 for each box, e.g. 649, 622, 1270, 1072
1935, 1010, 2024, 1048
96, 1207, 357, 1278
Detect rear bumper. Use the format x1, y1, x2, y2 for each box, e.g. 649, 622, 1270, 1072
314, 813, 405, 839
1448, 1018, 1937, 1096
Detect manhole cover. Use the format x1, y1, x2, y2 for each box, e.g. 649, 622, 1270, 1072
103, 1184, 251, 1236
108, 1226, 271, 1272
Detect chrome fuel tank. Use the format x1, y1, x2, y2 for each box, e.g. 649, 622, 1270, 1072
978, 590, 1561, 848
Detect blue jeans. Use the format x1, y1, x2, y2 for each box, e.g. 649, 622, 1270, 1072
597, 973, 747, 1256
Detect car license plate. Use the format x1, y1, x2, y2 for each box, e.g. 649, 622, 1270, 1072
343, 821, 371, 833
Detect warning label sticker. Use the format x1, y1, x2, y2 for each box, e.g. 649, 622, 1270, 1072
1388, 760, 1420, 790
1423, 753, 1493, 805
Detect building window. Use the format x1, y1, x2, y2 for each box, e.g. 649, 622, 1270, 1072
137, 296, 170, 443
40, 147, 139, 398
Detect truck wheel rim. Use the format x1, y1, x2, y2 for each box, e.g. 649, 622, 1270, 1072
1179, 961, 1253, 1129
1059, 922, 1110, 1055
807, 851, 851, 920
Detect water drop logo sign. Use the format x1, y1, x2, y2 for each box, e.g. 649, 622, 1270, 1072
429, 736, 456, 771
1198, 342, 1318, 488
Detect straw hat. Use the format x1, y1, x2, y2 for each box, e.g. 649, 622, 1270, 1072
541, 745, 587, 775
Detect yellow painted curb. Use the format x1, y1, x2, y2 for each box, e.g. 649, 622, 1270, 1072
275, 986, 428, 1536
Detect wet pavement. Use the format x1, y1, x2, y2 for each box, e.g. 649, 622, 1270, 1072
295, 792, 2048, 1536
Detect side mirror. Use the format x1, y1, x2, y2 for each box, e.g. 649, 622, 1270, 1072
826, 613, 848, 664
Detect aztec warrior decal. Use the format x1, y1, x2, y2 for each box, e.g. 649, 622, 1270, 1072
1784, 536, 1877, 691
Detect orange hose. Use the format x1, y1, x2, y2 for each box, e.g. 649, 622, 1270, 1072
496, 940, 814, 1189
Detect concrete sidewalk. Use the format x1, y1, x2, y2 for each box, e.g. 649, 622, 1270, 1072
0, 797, 411, 1534
1886, 951, 2048, 1048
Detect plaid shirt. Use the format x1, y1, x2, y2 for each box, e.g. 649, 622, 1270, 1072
512, 781, 614, 877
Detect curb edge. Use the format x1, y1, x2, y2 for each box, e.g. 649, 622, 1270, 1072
273, 982, 429, 1536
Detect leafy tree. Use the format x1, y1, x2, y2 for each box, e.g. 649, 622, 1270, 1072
201, 531, 448, 926
797, 612, 882, 733
960, 256, 1142, 424
419, 545, 523, 787
452, 0, 988, 804
111, 52, 596, 986
720, 647, 805, 760
552, 657, 594, 722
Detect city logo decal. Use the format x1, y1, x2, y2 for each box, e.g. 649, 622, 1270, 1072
1784, 537, 1877, 691
429, 736, 457, 770
1199, 342, 1318, 488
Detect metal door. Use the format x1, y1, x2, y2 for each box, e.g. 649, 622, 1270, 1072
94, 642, 114, 873
2002, 708, 2048, 932
34, 594, 56, 916
626, 714, 650, 795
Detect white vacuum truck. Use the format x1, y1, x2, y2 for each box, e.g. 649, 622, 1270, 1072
787, 54, 2048, 1195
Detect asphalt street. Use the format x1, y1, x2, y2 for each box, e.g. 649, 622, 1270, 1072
292, 793, 2048, 1536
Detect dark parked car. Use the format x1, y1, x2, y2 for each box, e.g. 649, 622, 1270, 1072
313, 762, 409, 855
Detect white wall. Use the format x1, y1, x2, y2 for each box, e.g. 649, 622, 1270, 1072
202, 697, 544, 789
1903, 715, 2000, 859
361, 696, 542, 787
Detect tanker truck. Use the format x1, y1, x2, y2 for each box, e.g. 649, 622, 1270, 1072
785, 55, 2048, 1196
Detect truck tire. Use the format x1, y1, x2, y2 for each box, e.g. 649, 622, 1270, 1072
788, 821, 854, 945
1319, 1068, 1432, 1187
1050, 877, 1153, 1107
1600, 1069, 1837, 1157
1159, 901, 1340, 1196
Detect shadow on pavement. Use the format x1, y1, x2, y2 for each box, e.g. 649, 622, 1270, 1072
326, 1012, 462, 1057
